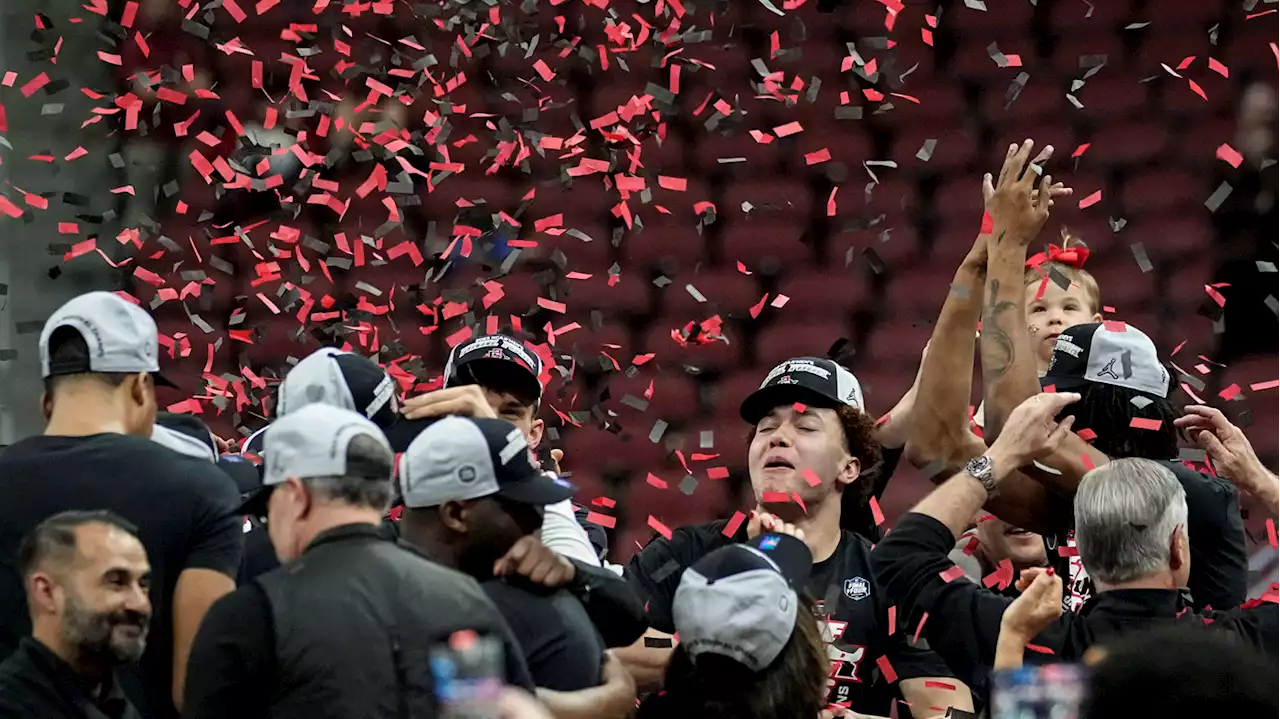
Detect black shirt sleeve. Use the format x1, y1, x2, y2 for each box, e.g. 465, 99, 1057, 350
564, 559, 648, 648
625, 526, 722, 634
482, 581, 602, 692
870, 512, 1014, 694
1176, 466, 1248, 611
184, 462, 245, 578
182, 584, 275, 719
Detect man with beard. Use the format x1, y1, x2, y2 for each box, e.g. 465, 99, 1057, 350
0, 511, 152, 718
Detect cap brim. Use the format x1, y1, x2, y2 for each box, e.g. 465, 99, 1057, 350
153, 371, 178, 389
236, 485, 275, 518
740, 385, 842, 424
744, 533, 813, 590
1040, 374, 1090, 392
495, 472, 577, 506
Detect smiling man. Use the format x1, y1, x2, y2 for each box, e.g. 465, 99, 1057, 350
624, 357, 971, 717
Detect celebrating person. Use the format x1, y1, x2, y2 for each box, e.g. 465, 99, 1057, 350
624, 357, 970, 715
0, 292, 243, 718
0, 512, 152, 719
402, 332, 605, 566
872, 392, 1277, 701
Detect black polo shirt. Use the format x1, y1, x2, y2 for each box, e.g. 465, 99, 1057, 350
626, 518, 957, 715
1047, 460, 1248, 613
0, 434, 243, 719
872, 512, 1278, 700
481, 577, 605, 691
0, 637, 140, 719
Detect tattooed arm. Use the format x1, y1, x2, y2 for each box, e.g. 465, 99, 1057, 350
906, 228, 1070, 534
979, 141, 1109, 494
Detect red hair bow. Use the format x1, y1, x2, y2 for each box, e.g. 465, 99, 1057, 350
1026, 243, 1089, 270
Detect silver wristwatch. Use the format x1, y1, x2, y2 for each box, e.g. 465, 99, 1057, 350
965, 455, 1000, 499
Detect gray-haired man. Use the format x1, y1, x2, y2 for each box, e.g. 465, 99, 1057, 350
871, 392, 1278, 702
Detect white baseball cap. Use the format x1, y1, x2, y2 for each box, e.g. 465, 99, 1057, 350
39, 291, 175, 386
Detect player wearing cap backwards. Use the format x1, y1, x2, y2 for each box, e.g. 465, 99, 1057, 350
0, 292, 243, 719
397, 416, 641, 718
623, 357, 972, 717
183, 405, 537, 718
401, 332, 607, 566
635, 530, 834, 719
965, 140, 1246, 614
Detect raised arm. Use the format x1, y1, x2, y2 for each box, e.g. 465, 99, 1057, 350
905, 189, 1071, 534
978, 141, 1107, 493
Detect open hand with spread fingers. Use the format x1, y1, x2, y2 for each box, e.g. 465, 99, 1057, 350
983, 140, 1058, 245
1175, 405, 1270, 489
401, 384, 497, 420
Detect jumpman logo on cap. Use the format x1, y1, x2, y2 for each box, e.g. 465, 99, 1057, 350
1097, 358, 1121, 380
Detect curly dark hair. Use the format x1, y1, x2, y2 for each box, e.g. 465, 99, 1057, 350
1057, 383, 1179, 460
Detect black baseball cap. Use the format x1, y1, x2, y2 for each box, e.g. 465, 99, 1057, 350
740, 357, 866, 424
398, 416, 576, 508
444, 333, 544, 403
1042, 322, 1170, 399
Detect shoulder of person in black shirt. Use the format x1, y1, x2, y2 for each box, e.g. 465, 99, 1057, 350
625, 519, 737, 634
481, 576, 605, 692
237, 520, 281, 584
1163, 461, 1248, 610
0, 433, 243, 719
0, 637, 141, 719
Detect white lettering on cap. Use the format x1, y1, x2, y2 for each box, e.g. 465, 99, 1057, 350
1054, 337, 1085, 358
761, 359, 831, 388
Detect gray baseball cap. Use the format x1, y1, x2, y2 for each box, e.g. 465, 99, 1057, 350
1042, 322, 1170, 398
39, 291, 176, 387
238, 403, 394, 517
398, 415, 576, 509
277, 348, 399, 424
673, 533, 813, 673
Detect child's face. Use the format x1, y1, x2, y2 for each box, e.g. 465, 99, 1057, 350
1025, 280, 1102, 370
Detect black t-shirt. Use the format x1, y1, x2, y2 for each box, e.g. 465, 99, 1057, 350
1049, 460, 1248, 613
0, 433, 243, 719
626, 519, 956, 715
481, 577, 605, 692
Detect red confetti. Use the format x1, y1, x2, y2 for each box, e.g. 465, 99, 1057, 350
912, 612, 929, 645
1025, 643, 1056, 655
1129, 418, 1163, 431
645, 473, 668, 490
648, 515, 673, 540
1057, 545, 1079, 557
773, 121, 803, 137
924, 681, 957, 691
1078, 190, 1102, 209
707, 466, 730, 480
869, 496, 885, 526
801, 468, 822, 487
939, 565, 966, 583
761, 491, 791, 503
1187, 78, 1208, 101
1207, 57, 1229, 78
1215, 143, 1243, 168
1268, 519, 1277, 549
1076, 428, 1097, 441
887, 605, 896, 635
20, 72, 49, 97
585, 511, 617, 529
875, 655, 898, 683
724, 510, 747, 537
